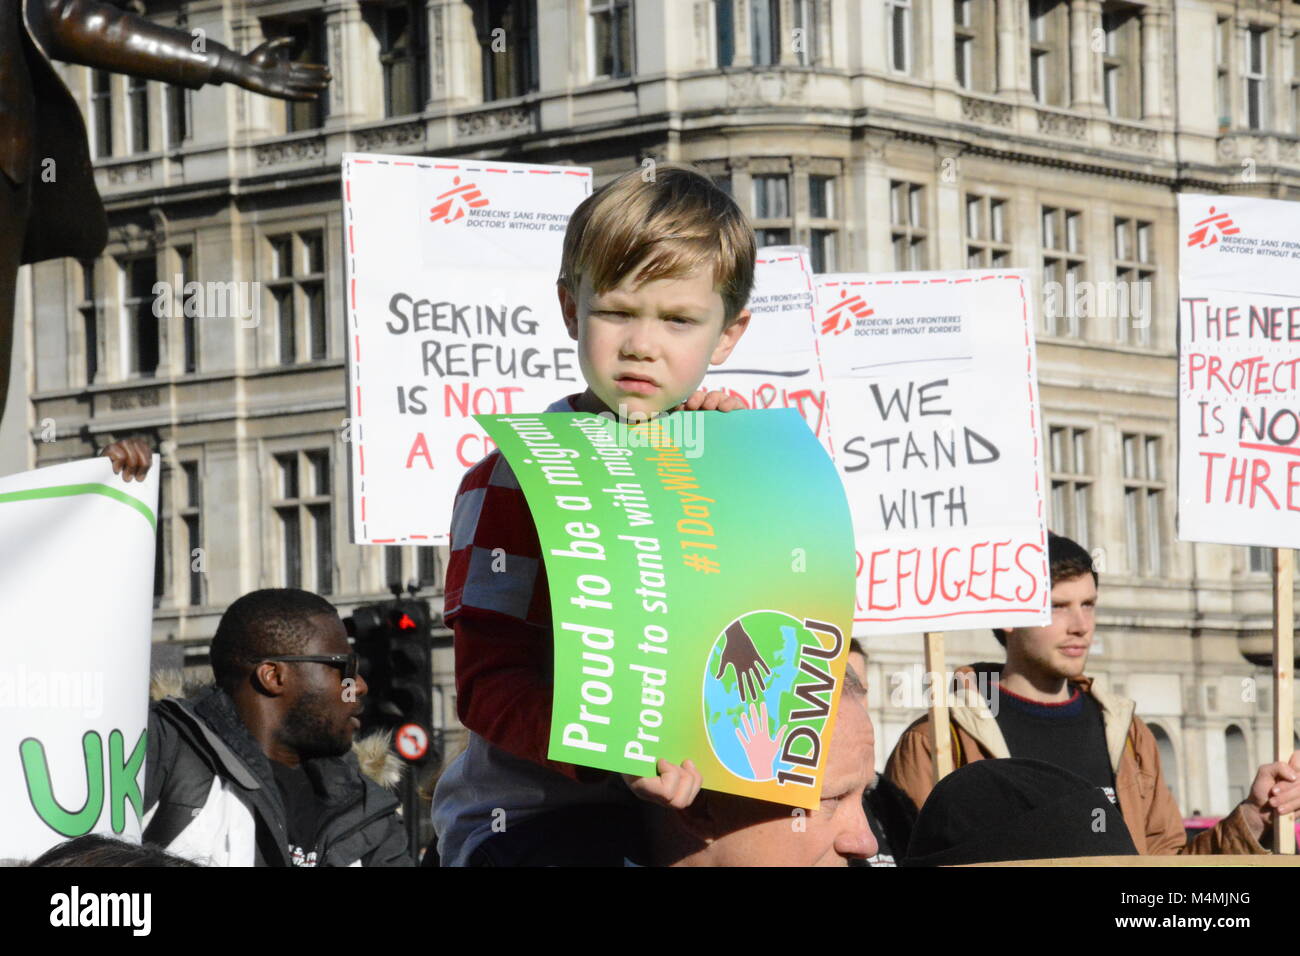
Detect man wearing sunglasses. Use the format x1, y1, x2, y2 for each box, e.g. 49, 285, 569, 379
142, 588, 411, 866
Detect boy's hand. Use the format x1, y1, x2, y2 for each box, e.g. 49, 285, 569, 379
622, 758, 702, 808
100, 437, 154, 482
676, 387, 745, 412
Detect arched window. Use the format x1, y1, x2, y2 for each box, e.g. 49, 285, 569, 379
1149, 723, 1178, 804
1225, 725, 1250, 807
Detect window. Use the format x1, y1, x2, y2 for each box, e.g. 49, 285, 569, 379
79, 261, 98, 386
1293, 39, 1300, 133
890, 181, 927, 270
92, 71, 113, 159
954, 0, 995, 92
591, 0, 633, 78
1042, 205, 1085, 337
964, 194, 1011, 268
887, 0, 912, 74
809, 230, 836, 273
271, 237, 295, 365
809, 174, 838, 272
303, 234, 327, 360
793, 0, 821, 66
1122, 432, 1164, 576
385, 545, 404, 589
372, 0, 429, 116
383, 545, 441, 590
263, 15, 328, 131
268, 231, 328, 364
1028, 0, 1068, 106
418, 546, 439, 586
1248, 546, 1274, 573
1245, 26, 1269, 131
752, 0, 780, 66
754, 175, 789, 218
122, 256, 159, 378
752, 173, 791, 247
1216, 16, 1232, 131
809, 175, 834, 219
755, 228, 790, 246
180, 461, 203, 606
1150, 724, 1179, 803
154, 465, 168, 605
176, 245, 199, 374
1113, 218, 1155, 345
954, 0, 973, 88
1048, 425, 1092, 547
715, 0, 734, 67
1101, 4, 1140, 119
274, 449, 333, 594
477, 0, 539, 101
166, 85, 191, 148
1225, 726, 1250, 806
128, 76, 149, 153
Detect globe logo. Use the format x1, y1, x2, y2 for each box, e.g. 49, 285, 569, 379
703, 610, 840, 784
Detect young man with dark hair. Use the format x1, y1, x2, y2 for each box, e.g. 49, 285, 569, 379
144, 589, 410, 866
884, 532, 1300, 855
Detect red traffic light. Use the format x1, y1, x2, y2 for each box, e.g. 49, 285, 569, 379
397, 612, 417, 630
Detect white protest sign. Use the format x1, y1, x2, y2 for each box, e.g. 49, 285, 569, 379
700, 246, 833, 456
0, 456, 159, 860
1177, 194, 1300, 547
343, 154, 593, 544
813, 271, 1050, 635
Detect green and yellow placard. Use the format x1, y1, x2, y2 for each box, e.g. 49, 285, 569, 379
475, 409, 856, 808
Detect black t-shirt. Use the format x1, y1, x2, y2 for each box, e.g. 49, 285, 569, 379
271, 760, 327, 867
986, 683, 1117, 803
855, 775, 919, 867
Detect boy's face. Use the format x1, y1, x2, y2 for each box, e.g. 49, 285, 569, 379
558, 266, 750, 418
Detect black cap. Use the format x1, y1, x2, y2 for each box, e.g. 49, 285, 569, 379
902, 758, 1138, 866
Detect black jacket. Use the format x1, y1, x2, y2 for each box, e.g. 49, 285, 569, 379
142, 686, 411, 867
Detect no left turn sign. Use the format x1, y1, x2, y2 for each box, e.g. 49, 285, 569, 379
395, 723, 429, 761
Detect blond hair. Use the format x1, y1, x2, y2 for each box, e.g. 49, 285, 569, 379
558, 162, 756, 327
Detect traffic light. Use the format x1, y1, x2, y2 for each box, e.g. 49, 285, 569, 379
346, 597, 435, 764
384, 598, 433, 736
344, 602, 388, 731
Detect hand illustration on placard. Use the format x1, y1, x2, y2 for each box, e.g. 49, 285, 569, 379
714, 620, 772, 702
735, 702, 788, 781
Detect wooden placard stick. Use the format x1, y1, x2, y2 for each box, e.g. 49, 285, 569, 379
1273, 547, 1296, 855
925, 630, 954, 786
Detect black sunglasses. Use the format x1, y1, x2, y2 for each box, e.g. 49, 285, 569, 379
252, 653, 359, 681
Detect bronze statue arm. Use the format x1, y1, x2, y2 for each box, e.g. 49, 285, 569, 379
29, 0, 328, 99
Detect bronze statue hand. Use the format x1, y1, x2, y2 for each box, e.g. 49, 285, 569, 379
219, 38, 330, 101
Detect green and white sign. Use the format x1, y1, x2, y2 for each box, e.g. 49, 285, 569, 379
0, 456, 159, 860
476, 409, 855, 808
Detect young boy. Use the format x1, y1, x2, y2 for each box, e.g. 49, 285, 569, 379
432, 163, 756, 866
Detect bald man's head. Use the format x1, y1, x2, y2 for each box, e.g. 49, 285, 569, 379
646, 688, 877, 867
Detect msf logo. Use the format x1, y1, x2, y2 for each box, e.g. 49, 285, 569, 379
1186, 206, 1241, 249
822, 290, 873, 336
429, 175, 490, 225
